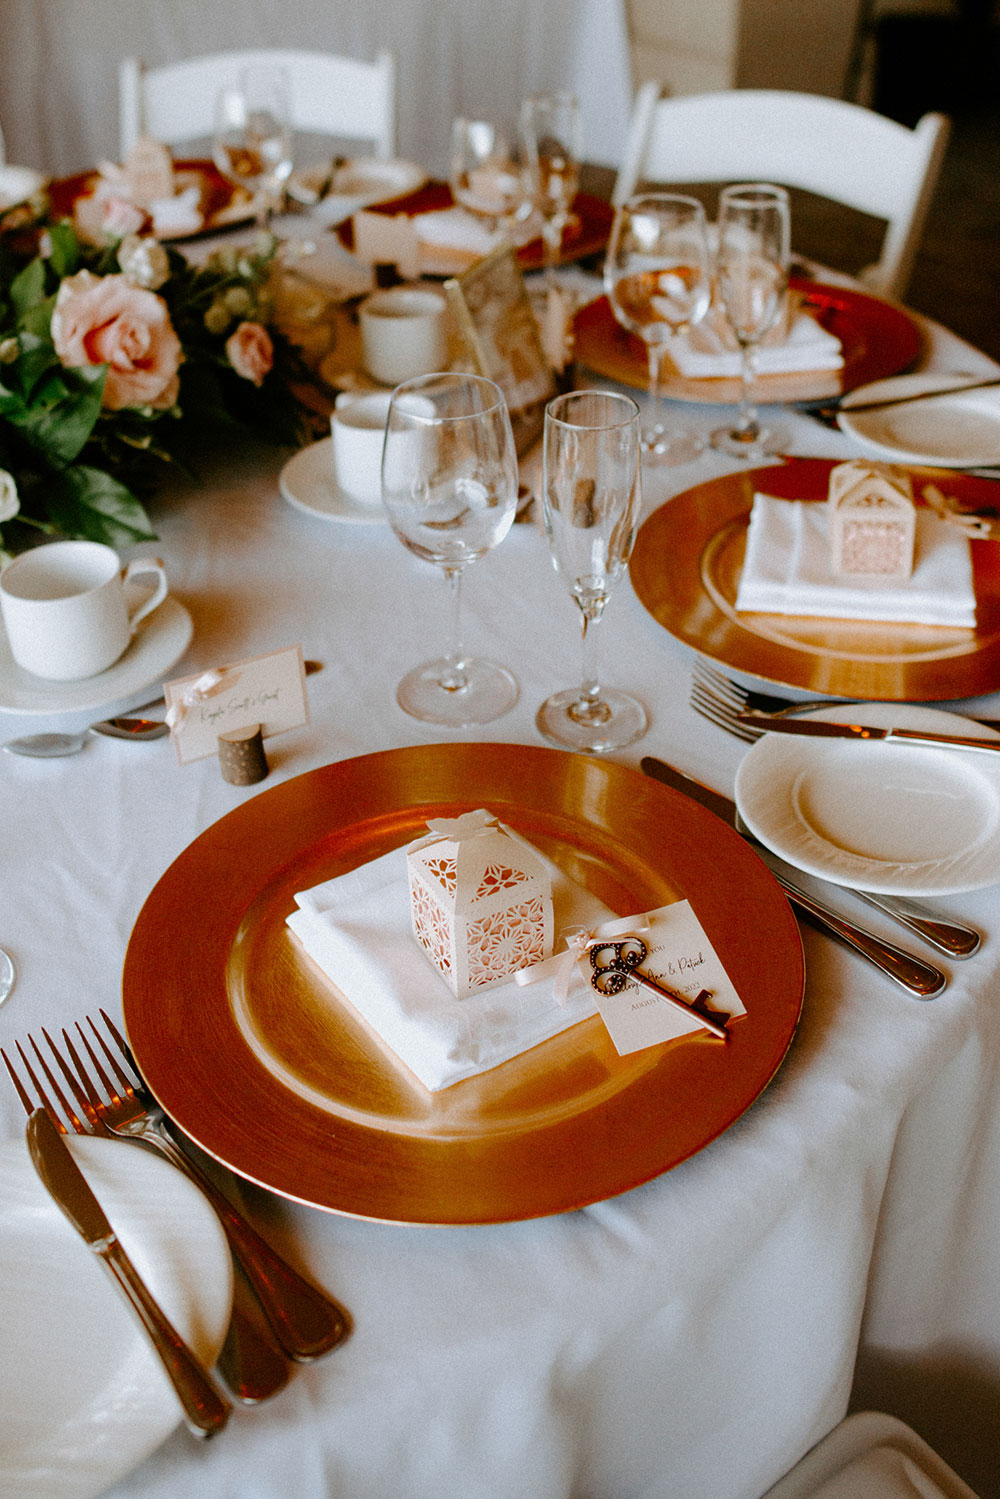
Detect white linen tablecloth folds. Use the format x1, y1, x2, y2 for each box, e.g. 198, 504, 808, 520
735, 493, 977, 627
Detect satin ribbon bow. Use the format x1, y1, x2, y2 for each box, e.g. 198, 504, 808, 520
406, 809, 502, 855
164, 668, 240, 732
515, 914, 653, 1007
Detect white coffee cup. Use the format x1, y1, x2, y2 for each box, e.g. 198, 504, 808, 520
0, 540, 169, 681
358, 287, 448, 386
330, 390, 394, 507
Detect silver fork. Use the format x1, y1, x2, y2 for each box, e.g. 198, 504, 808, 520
4, 1015, 351, 1365
688, 660, 982, 959
2, 1028, 293, 1404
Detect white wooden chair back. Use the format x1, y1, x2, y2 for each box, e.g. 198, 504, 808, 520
120, 49, 396, 162
612, 84, 950, 299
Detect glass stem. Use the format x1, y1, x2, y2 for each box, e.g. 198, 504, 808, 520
570, 605, 610, 726
440, 567, 469, 693
645, 343, 666, 444
735, 340, 760, 439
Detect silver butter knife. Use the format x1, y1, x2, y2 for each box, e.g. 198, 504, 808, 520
26, 1109, 231, 1438
639, 757, 947, 998
739, 715, 1000, 755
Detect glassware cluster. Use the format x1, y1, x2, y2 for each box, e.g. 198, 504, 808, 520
213, 64, 294, 230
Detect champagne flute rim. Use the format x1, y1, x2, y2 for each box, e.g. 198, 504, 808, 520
719, 182, 790, 207
545, 389, 640, 433
388, 372, 508, 424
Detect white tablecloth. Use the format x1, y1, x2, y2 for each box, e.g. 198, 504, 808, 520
2, 253, 1000, 1499
0, 0, 633, 177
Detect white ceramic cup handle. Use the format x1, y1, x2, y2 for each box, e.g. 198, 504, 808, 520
122, 557, 169, 634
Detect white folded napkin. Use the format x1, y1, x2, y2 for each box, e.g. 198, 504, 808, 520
286, 845, 614, 1091
414, 207, 498, 256
736, 493, 977, 626
669, 302, 843, 379
149, 184, 203, 237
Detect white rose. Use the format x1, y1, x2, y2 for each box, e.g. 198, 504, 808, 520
0, 470, 20, 524
118, 234, 171, 291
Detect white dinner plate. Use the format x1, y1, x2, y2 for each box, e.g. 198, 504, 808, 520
279, 438, 387, 526
734, 702, 1000, 895
0, 596, 193, 717
0, 1134, 232, 1499
287, 157, 427, 226
838, 372, 1000, 468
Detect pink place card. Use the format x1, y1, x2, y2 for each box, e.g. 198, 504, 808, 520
164, 645, 309, 765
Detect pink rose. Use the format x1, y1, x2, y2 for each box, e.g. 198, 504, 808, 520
226, 321, 273, 387
51, 270, 182, 411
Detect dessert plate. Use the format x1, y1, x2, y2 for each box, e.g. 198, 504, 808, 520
735, 703, 1000, 895
838, 372, 1000, 468
123, 743, 804, 1225
279, 438, 387, 526
0, 597, 193, 717
287, 157, 427, 224
0, 1135, 231, 1499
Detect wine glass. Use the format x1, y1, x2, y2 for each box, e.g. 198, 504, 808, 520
449, 118, 529, 237
604, 192, 712, 465
519, 91, 582, 276
536, 390, 647, 753
213, 64, 294, 230
381, 372, 520, 727
710, 183, 791, 459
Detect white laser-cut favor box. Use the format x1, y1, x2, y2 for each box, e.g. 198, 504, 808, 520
406, 810, 554, 998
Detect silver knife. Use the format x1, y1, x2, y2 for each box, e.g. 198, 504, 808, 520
639, 757, 947, 998
738, 715, 1000, 755
26, 1109, 231, 1439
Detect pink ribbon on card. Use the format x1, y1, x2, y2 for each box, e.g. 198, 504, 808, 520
515, 913, 653, 1006
164, 667, 241, 732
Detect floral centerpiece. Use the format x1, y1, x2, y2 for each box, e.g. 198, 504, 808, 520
0, 217, 310, 561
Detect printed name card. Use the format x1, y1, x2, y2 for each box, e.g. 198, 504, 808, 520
591, 901, 745, 1055
164, 645, 309, 764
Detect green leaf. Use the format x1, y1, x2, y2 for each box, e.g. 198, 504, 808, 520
12, 330, 59, 403
18, 293, 57, 340
5, 363, 106, 464
10, 257, 46, 318
44, 464, 156, 547
46, 222, 80, 279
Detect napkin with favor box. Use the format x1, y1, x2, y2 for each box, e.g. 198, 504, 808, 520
736, 492, 977, 626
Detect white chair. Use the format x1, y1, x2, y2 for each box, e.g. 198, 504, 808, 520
119, 49, 396, 162
612, 83, 950, 300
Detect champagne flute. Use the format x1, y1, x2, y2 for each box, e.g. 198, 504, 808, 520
710, 183, 790, 459
605, 192, 712, 465
381, 373, 520, 727
449, 118, 529, 237
536, 390, 647, 753
519, 91, 582, 276
213, 64, 294, 230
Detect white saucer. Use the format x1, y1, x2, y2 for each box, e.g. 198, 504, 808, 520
735, 702, 1000, 896
287, 157, 427, 226
0, 597, 193, 717
279, 438, 387, 526
838, 372, 1000, 468
0, 1134, 232, 1499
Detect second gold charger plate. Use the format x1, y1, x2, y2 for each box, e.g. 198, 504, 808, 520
630, 458, 1000, 702
573, 281, 923, 406
122, 743, 804, 1225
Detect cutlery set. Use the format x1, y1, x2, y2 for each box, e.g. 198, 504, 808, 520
3, 1011, 351, 1432
682, 660, 988, 996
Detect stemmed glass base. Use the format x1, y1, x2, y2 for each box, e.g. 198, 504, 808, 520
641, 423, 704, 466
536, 686, 648, 753
397, 657, 518, 728
709, 417, 788, 461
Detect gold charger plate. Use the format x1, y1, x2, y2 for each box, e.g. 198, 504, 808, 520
573, 281, 923, 406
122, 743, 804, 1225
630, 458, 1000, 702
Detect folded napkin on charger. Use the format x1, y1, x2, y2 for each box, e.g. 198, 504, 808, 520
669, 299, 844, 380
286, 845, 614, 1091
736, 493, 977, 626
